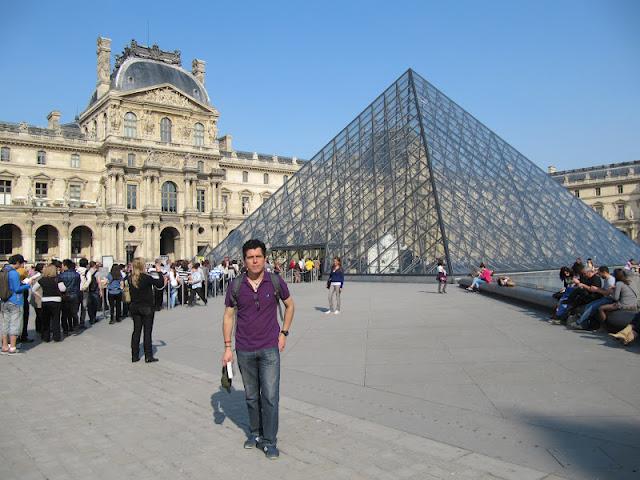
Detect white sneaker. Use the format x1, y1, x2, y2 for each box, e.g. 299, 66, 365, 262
334, 311, 340, 315
324, 310, 333, 314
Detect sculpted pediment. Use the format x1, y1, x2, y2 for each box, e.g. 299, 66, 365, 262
120, 85, 218, 115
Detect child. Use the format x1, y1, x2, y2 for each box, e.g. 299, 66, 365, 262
437, 260, 448, 294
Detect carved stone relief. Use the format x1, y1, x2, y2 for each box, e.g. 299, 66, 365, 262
134, 88, 192, 109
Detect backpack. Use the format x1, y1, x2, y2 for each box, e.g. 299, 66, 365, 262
107, 274, 122, 295
230, 272, 284, 323
0, 266, 11, 302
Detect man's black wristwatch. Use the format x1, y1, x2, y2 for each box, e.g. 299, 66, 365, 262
280, 330, 289, 336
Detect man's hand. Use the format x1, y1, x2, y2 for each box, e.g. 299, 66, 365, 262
222, 347, 233, 365
278, 335, 287, 352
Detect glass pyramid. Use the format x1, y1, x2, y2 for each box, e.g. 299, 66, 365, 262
208, 70, 640, 275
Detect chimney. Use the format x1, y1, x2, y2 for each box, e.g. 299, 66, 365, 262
47, 111, 61, 130
192, 59, 206, 85
219, 134, 232, 151
547, 165, 557, 174
96, 37, 112, 98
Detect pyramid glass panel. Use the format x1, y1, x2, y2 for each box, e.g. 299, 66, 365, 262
208, 70, 640, 274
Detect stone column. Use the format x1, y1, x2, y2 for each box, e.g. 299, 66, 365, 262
153, 176, 159, 208
116, 222, 124, 261
216, 183, 221, 210
22, 220, 35, 263
60, 221, 71, 259
106, 174, 112, 206
95, 222, 104, 259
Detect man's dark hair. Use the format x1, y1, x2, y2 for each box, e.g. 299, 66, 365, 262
78, 258, 89, 268
8, 254, 25, 265
242, 239, 266, 259
63, 259, 76, 270
89, 261, 97, 268
598, 265, 609, 273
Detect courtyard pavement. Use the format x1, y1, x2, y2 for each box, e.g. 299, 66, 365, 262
1, 281, 639, 480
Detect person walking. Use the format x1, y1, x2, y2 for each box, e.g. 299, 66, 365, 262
77, 258, 89, 328
1, 254, 32, 354
326, 257, 344, 315
188, 263, 207, 306
129, 257, 165, 363
221, 239, 295, 459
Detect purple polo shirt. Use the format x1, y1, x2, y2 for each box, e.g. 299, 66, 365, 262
225, 273, 290, 352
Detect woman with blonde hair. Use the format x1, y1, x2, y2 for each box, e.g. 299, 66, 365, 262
129, 257, 166, 363
39, 263, 67, 342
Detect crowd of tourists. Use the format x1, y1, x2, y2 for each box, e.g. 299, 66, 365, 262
548, 257, 640, 346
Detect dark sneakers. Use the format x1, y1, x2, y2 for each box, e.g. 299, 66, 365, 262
262, 445, 279, 459
244, 438, 279, 459
244, 437, 258, 449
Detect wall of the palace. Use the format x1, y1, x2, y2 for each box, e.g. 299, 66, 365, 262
551, 164, 640, 243
0, 129, 300, 263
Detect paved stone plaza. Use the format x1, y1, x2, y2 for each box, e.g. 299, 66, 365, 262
1, 282, 639, 480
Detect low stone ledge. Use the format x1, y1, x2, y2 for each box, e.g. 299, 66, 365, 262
458, 277, 557, 309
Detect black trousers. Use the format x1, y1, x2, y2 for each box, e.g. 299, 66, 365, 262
62, 296, 80, 332
34, 307, 44, 334
42, 302, 62, 342
87, 291, 100, 324
154, 288, 164, 311
21, 290, 29, 339
189, 286, 207, 305
108, 293, 122, 322
130, 304, 155, 360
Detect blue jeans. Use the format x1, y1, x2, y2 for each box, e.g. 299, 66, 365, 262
236, 347, 280, 447
470, 278, 486, 290
577, 297, 613, 327
169, 286, 178, 308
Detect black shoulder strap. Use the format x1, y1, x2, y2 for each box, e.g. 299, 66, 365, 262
269, 272, 284, 324
231, 273, 245, 308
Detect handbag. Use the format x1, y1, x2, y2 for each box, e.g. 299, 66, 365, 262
123, 280, 131, 303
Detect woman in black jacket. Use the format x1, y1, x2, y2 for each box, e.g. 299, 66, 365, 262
129, 257, 166, 363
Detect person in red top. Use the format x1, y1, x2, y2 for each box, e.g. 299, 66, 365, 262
467, 263, 493, 292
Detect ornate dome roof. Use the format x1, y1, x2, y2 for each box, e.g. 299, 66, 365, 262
112, 58, 210, 104
87, 40, 210, 107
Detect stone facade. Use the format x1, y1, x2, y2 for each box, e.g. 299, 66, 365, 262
0, 38, 301, 263
549, 161, 640, 242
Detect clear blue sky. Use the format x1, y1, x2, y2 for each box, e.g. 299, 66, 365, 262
1, 0, 638, 171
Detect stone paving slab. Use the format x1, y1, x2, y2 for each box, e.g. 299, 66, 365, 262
1, 332, 562, 480
3, 280, 640, 479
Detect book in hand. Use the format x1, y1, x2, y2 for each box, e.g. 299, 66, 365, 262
221, 362, 233, 393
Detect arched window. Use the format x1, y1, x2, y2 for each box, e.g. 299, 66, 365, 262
263, 173, 269, 185
124, 112, 137, 138
193, 122, 204, 146
160, 117, 172, 143
161, 181, 177, 213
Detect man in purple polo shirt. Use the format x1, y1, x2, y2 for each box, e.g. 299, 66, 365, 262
221, 239, 294, 460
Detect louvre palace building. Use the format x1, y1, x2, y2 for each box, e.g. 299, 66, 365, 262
0, 37, 302, 263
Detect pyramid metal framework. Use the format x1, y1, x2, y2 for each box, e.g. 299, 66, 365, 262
208, 69, 640, 275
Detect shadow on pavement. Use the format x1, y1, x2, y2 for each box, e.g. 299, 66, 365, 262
211, 387, 250, 436
509, 409, 640, 479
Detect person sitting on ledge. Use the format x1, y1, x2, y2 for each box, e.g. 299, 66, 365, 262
467, 263, 493, 292
596, 269, 638, 331
567, 266, 614, 330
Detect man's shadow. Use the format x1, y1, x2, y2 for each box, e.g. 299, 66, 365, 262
211, 387, 250, 437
